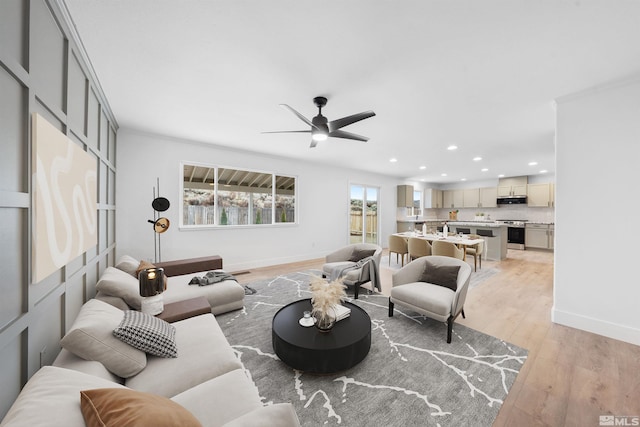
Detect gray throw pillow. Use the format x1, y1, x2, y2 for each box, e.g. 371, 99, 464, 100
420, 263, 460, 291
348, 249, 376, 262
113, 311, 177, 358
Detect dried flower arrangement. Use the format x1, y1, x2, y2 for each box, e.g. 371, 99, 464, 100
309, 276, 347, 320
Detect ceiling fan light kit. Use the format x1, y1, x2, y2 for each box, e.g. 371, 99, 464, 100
264, 96, 375, 148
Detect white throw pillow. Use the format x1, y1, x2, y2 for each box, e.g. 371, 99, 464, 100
60, 299, 146, 378
115, 255, 140, 277
95, 266, 144, 309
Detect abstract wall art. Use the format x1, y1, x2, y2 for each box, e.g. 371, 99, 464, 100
32, 113, 98, 283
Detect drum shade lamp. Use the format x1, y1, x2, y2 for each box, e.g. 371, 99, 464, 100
139, 267, 165, 315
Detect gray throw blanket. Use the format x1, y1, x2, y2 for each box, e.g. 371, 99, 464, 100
328, 256, 381, 293
189, 271, 237, 286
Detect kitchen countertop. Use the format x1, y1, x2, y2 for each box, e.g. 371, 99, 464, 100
397, 218, 448, 223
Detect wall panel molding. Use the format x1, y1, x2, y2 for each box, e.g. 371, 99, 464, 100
0, 0, 118, 418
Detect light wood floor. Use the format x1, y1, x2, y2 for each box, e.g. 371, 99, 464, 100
233, 250, 640, 426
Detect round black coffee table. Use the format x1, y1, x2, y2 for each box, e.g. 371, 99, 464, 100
272, 299, 371, 374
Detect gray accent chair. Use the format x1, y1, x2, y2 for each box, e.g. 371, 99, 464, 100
322, 243, 382, 299
388, 256, 471, 343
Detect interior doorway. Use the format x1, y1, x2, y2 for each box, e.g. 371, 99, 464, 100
349, 185, 379, 245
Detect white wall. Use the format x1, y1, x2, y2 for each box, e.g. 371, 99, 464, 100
116, 129, 400, 271
554, 75, 640, 346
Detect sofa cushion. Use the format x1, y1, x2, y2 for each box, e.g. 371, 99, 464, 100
80, 388, 202, 427
172, 369, 262, 426
125, 313, 243, 397
52, 349, 123, 384
420, 262, 460, 291
0, 366, 128, 427
95, 266, 144, 309
113, 310, 177, 358
60, 299, 147, 378
115, 255, 140, 277
222, 403, 301, 427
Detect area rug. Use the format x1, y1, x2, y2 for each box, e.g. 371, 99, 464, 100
216, 271, 527, 427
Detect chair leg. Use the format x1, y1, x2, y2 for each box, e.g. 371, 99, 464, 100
474, 255, 477, 272
461, 308, 466, 319
447, 316, 453, 343
388, 299, 394, 317
479, 256, 482, 270
354, 283, 359, 300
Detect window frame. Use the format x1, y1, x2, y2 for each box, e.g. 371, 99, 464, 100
179, 161, 298, 229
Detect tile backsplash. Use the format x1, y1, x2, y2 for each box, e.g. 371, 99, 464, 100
399, 206, 555, 224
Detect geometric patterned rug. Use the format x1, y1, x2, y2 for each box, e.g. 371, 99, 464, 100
216, 271, 527, 427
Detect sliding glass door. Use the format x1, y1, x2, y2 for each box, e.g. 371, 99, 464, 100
349, 185, 379, 245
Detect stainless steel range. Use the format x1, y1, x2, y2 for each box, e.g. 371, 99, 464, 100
497, 220, 527, 250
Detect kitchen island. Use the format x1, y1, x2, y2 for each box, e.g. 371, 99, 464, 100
446, 221, 508, 261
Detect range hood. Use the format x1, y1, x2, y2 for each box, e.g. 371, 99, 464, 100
496, 195, 527, 205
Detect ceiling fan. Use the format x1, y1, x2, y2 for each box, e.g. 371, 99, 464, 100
264, 96, 376, 148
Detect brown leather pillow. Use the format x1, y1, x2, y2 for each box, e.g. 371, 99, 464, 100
80, 388, 202, 427
420, 263, 460, 291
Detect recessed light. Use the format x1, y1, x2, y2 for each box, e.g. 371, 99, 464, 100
528, 161, 538, 166
447, 145, 458, 151
389, 158, 397, 163
473, 157, 482, 161
539, 170, 548, 174
420, 178, 426, 181
461, 178, 467, 181
419, 165, 426, 170
441, 173, 447, 177
481, 168, 488, 172
498, 174, 505, 178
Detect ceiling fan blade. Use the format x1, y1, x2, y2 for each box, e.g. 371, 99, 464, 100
328, 111, 376, 132
328, 129, 369, 142
309, 139, 318, 148
261, 130, 311, 134
280, 104, 317, 129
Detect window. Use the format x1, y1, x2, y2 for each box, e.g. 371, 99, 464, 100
413, 190, 422, 216
181, 163, 296, 227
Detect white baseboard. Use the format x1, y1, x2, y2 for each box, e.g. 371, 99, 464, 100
552, 306, 640, 346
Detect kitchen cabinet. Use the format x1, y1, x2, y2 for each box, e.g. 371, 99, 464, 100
397, 185, 414, 208
479, 187, 498, 208
498, 176, 528, 197
463, 188, 480, 208
443, 189, 463, 208
527, 183, 554, 207
430, 189, 443, 208
525, 223, 554, 250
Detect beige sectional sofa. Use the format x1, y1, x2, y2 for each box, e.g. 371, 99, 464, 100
96, 255, 246, 315
0, 259, 300, 427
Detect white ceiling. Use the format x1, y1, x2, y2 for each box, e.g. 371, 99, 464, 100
63, 0, 640, 183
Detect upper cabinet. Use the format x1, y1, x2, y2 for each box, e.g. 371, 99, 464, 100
479, 187, 498, 208
463, 188, 479, 208
430, 189, 443, 209
498, 176, 528, 197
397, 185, 414, 208
527, 183, 555, 207
443, 189, 464, 208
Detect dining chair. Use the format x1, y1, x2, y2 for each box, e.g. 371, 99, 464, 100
388, 235, 409, 267
465, 234, 484, 272
408, 237, 431, 261
431, 240, 464, 260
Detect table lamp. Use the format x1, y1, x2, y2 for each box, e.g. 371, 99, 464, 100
139, 267, 165, 315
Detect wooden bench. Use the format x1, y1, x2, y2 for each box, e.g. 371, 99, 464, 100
155, 255, 223, 277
